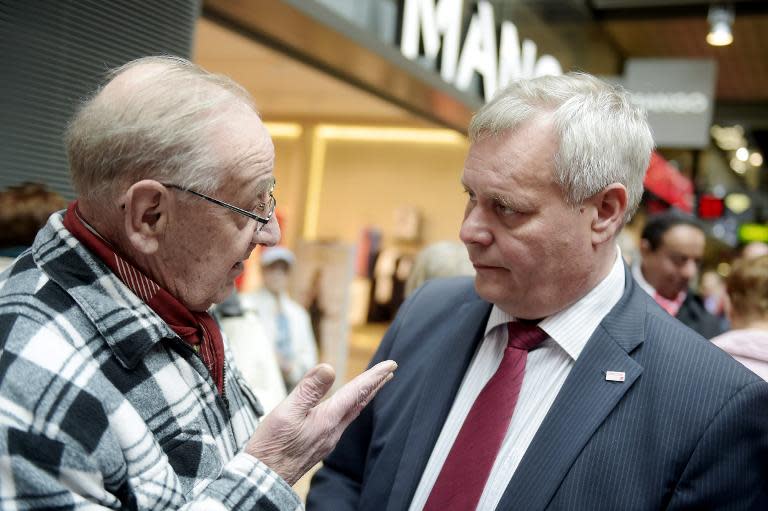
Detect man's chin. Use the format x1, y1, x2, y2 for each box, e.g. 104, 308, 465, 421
473, 279, 510, 305
214, 281, 237, 302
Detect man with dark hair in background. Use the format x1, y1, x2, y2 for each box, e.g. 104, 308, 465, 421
633, 211, 724, 338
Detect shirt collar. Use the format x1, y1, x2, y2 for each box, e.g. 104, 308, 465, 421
631, 261, 656, 296
485, 247, 626, 361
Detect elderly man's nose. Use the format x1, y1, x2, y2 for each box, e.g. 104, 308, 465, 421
255, 217, 280, 246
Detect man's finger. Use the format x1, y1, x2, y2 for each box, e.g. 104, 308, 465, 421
321, 360, 397, 425
288, 363, 336, 416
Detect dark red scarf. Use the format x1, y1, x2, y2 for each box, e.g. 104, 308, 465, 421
63, 201, 225, 394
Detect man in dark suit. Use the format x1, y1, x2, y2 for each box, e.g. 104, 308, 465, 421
307, 72, 768, 510
634, 211, 725, 339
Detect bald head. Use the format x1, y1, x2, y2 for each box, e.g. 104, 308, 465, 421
65, 56, 263, 204
97, 60, 173, 102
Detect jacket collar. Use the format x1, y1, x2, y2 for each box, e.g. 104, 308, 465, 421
497, 264, 647, 509
32, 212, 176, 369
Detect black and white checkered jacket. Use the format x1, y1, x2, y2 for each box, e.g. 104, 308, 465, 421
0, 212, 302, 510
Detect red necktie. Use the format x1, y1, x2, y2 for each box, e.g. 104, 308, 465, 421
423, 321, 548, 511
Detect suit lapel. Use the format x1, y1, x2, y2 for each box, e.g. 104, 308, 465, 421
386, 297, 491, 511
498, 266, 648, 510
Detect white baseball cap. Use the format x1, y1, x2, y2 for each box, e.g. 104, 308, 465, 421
260, 246, 295, 267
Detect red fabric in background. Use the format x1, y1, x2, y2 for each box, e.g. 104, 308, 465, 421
643, 152, 694, 213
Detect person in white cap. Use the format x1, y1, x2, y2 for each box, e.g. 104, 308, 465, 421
243, 246, 319, 390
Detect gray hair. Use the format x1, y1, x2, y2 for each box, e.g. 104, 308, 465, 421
66, 55, 259, 201
405, 241, 475, 297
469, 72, 653, 223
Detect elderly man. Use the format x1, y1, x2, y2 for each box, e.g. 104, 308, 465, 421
0, 56, 395, 510
307, 73, 768, 510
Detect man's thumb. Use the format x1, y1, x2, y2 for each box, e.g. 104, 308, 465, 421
290, 363, 336, 413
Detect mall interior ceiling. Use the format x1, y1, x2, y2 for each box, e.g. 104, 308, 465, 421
515, 0, 768, 169
201, 0, 768, 202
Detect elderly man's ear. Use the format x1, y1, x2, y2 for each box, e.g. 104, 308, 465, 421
588, 183, 628, 245
122, 180, 171, 255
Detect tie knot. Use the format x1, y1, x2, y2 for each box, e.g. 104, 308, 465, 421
507, 321, 548, 351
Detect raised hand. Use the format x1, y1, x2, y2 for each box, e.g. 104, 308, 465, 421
245, 360, 397, 485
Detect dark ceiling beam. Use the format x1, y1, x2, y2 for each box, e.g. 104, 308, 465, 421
715, 101, 768, 130
588, 0, 768, 20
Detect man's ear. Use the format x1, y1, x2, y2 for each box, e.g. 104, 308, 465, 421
121, 180, 170, 255
589, 183, 628, 245
639, 238, 652, 258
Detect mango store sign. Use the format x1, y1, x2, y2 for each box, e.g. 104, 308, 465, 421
624, 59, 717, 149
401, 0, 562, 102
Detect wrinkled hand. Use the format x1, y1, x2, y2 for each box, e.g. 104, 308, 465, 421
245, 360, 397, 485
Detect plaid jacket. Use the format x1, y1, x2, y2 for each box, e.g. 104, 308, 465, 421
0, 212, 302, 510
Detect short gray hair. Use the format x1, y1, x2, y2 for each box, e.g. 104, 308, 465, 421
469, 72, 653, 223
66, 55, 258, 201
405, 241, 475, 297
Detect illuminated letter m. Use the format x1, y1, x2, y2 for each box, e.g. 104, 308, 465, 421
401, 0, 462, 83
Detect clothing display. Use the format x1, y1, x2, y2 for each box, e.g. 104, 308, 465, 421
0, 212, 300, 510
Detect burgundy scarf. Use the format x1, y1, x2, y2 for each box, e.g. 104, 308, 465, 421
63, 202, 225, 394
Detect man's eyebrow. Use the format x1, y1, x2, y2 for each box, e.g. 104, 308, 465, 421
488, 191, 516, 208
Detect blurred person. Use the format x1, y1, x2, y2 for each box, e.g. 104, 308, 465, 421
711, 255, 768, 381
742, 240, 768, 260
0, 182, 67, 270
632, 211, 724, 338
242, 246, 318, 390
215, 291, 287, 414
308, 73, 768, 510
699, 268, 730, 331
404, 240, 475, 297
700, 270, 727, 317
0, 56, 396, 510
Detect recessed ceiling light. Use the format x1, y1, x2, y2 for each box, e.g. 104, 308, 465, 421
706, 5, 734, 47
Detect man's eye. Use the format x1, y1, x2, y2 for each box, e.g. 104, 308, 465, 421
497, 204, 518, 217
464, 189, 476, 201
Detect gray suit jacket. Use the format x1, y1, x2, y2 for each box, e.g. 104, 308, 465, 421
308, 268, 768, 510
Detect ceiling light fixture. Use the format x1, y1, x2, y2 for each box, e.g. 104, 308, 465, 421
706, 5, 734, 47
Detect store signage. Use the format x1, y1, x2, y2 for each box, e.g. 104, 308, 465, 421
401, 0, 562, 102
624, 59, 716, 148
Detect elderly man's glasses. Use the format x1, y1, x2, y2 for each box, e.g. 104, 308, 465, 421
162, 183, 276, 232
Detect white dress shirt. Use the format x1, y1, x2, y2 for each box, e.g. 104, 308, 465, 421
409, 249, 626, 511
